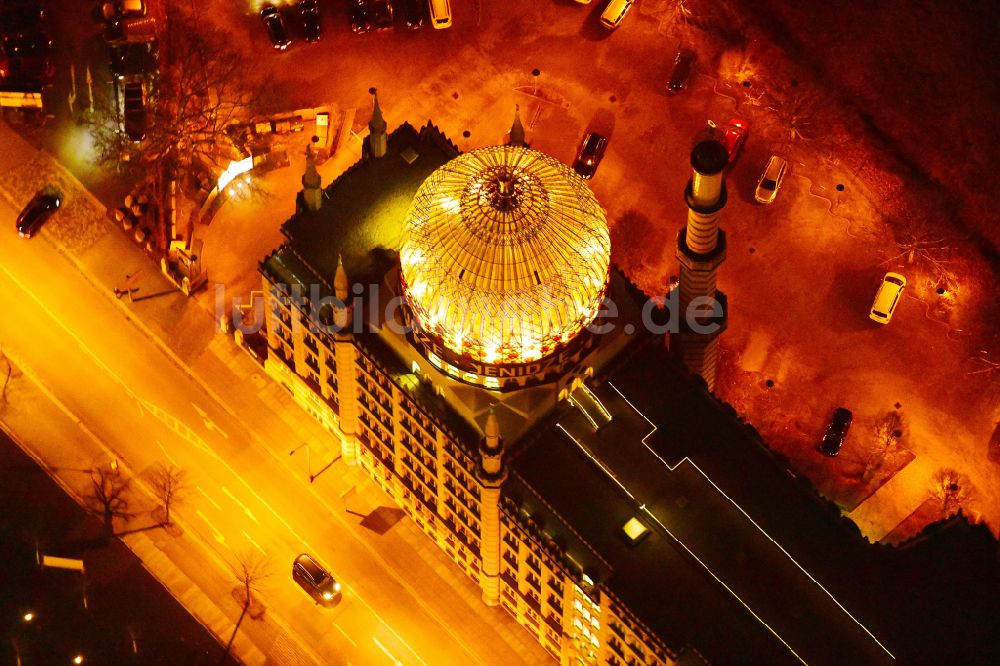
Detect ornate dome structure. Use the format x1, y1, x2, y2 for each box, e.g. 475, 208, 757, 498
399, 146, 611, 369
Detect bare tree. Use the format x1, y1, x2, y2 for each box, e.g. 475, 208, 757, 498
88, 5, 256, 251
931, 468, 973, 517
86, 465, 132, 540
221, 550, 271, 666
862, 410, 904, 484
150, 463, 188, 526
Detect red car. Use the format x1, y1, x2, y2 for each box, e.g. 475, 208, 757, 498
720, 117, 749, 164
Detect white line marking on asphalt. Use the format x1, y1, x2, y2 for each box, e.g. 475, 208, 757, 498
195, 509, 227, 547
223, 486, 260, 524
196, 486, 222, 511
332, 623, 358, 648
242, 530, 266, 555
156, 440, 178, 467
373, 637, 403, 666
192, 402, 229, 439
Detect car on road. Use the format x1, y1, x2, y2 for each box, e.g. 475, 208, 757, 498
16, 187, 61, 239
721, 117, 749, 164
109, 40, 158, 78
572, 132, 608, 180
869, 272, 906, 324
371, 0, 393, 30
600, 0, 635, 30
754, 155, 787, 204
292, 554, 342, 606
297, 0, 321, 42
399, 0, 425, 28
260, 4, 291, 50
820, 407, 853, 456
349, 0, 372, 34
666, 49, 696, 94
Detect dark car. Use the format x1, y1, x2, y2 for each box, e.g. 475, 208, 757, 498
572, 132, 608, 180
260, 4, 291, 50
820, 407, 853, 456
109, 40, 158, 79
121, 78, 146, 142
292, 554, 342, 606
371, 0, 393, 29
16, 187, 61, 239
298, 0, 321, 42
349, 0, 372, 34
666, 49, 696, 95
399, 0, 425, 28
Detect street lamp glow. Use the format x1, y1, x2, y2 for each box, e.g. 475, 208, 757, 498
23, 611, 34, 622
73, 655, 84, 665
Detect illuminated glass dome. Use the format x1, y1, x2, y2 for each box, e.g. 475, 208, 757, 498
399, 145, 610, 366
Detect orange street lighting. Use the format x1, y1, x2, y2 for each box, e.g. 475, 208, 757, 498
73, 655, 84, 664
22, 611, 34, 622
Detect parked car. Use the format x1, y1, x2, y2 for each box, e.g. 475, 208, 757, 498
399, 0, 425, 29
371, 0, 393, 29
869, 272, 906, 325
121, 77, 146, 142
109, 40, 158, 78
572, 132, 608, 180
292, 554, 342, 606
600, 0, 635, 30
666, 49, 696, 94
427, 0, 451, 29
298, 0, 321, 42
754, 155, 787, 204
16, 187, 60, 239
820, 407, 853, 456
260, 4, 291, 50
349, 0, 372, 34
720, 117, 749, 164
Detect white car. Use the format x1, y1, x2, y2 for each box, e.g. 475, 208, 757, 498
754, 155, 787, 204
428, 0, 452, 29
869, 273, 906, 324
600, 0, 635, 29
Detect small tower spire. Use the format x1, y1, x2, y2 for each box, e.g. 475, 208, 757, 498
301, 141, 323, 211
368, 87, 387, 158
507, 105, 526, 148
333, 255, 351, 331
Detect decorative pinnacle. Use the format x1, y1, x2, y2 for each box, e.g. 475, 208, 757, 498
334, 254, 349, 301
368, 87, 386, 134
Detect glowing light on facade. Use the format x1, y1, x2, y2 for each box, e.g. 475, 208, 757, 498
400, 146, 611, 365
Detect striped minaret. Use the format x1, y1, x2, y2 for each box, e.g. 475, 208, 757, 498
476, 409, 507, 606
333, 256, 360, 465
672, 139, 730, 391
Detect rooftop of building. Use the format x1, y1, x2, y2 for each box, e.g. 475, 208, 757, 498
507, 334, 898, 666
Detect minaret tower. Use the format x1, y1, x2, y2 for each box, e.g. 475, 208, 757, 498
672, 138, 730, 391
476, 409, 507, 607
367, 87, 387, 158
507, 105, 526, 147
333, 256, 360, 465
301, 142, 323, 212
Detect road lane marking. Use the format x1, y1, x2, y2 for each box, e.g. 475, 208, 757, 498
192, 402, 230, 439
156, 440, 178, 467
332, 623, 358, 648
195, 510, 227, 547
196, 486, 222, 511
223, 486, 260, 524
242, 530, 266, 555
373, 637, 403, 666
